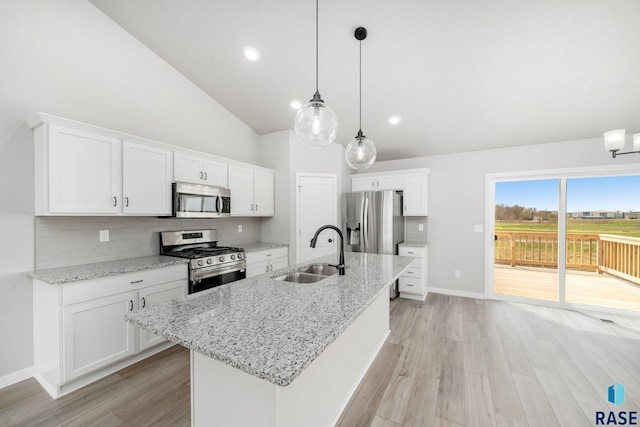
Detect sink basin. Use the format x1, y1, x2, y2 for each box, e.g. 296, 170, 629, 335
299, 264, 338, 276
274, 272, 327, 283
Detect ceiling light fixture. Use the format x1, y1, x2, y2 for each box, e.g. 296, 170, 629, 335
345, 27, 377, 170
388, 116, 402, 125
293, 0, 338, 148
604, 129, 640, 158
242, 46, 260, 61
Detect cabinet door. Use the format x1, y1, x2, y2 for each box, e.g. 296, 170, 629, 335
174, 152, 203, 184
403, 171, 428, 216
253, 170, 274, 216
202, 159, 228, 188
123, 141, 173, 215
246, 261, 269, 278
228, 165, 254, 216
48, 125, 122, 214
376, 174, 403, 190
138, 281, 185, 351
269, 256, 288, 272
62, 291, 137, 382
351, 176, 376, 192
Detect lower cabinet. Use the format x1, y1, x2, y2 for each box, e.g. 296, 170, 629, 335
245, 246, 289, 278
34, 264, 187, 398
398, 245, 428, 301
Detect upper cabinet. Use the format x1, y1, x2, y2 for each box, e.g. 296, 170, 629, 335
228, 165, 274, 217
351, 168, 429, 216
174, 152, 227, 188
38, 125, 123, 215
122, 141, 173, 215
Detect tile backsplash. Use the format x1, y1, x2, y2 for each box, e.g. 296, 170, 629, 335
35, 216, 261, 269
404, 216, 428, 243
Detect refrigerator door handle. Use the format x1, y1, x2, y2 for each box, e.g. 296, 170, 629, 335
362, 196, 369, 250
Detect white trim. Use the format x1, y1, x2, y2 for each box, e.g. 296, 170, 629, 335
0, 366, 34, 390
428, 287, 487, 300
295, 172, 338, 264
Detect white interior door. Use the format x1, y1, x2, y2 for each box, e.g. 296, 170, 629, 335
296, 173, 337, 263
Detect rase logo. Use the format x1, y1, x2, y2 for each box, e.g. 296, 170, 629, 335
596, 383, 637, 425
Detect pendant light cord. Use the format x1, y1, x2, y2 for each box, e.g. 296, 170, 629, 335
359, 38, 362, 132
315, 0, 319, 92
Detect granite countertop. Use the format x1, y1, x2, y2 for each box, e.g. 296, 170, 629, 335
399, 241, 429, 248
27, 256, 189, 285
124, 252, 413, 387
232, 242, 288, 252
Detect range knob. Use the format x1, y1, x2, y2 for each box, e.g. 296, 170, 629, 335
218, 256, 225, 262
231, 254, 236, 260
197, 260, 204, 267
206, 258, 213, 265
237, 253, 243, 259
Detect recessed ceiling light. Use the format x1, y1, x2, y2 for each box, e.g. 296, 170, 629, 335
388, 116, 402, 125
242, 46, 260, 61
290, 99, 302, 110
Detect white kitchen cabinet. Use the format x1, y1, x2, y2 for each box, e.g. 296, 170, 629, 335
351, 174, 402, 192
245, 247, 288, 277
228, 165, 275, 217
62, 291, 138, 382
398, 245, 428, 301
122, 141, 173, 215
174, 152, 228, 188
138, 281, 185, 351
403, 170, 428, 216
42, 124, 122, 215
33, 264, 187, 398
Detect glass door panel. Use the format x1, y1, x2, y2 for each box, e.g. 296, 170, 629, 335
565, 176, 640, 311
494, 179, 559, 301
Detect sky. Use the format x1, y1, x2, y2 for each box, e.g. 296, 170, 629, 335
495, 176, 640, 212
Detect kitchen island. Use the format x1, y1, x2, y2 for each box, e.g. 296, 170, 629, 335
125, 252, 414, 427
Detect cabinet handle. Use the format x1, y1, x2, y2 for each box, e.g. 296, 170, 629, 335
255, 204, 258, 211
408, 271, 414, 274
130, 279, 144, 284
113, 196, 117, 207
125, 197, 129, 207
270, 264, 273, 271
204, 172, 208, 180
251, 204, 254, 211
371, 181, 374, 187
407, 251, 415, 255
141, 297, 146, 308
265, 265, 269, 272
200, 171, 203, 179
377, 181, 380, 187
129, 300, 133, 311
407, 284, 414, 287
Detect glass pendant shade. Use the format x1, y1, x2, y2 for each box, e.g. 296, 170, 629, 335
604, 129, 626, 152
634, 133, 640, 151
345, 131, 377, 170
294, 95, 338, 148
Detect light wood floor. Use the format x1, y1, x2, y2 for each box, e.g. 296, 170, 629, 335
494, 264, 640, 311
2, 294, 640, 426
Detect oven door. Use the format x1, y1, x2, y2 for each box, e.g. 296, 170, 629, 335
189, 263, 246, 294
173, 182, 231, 218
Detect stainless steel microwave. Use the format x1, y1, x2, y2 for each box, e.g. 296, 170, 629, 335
172, 182, 231, 218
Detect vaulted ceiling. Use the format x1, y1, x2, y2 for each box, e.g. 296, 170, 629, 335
90, 0, 640, 161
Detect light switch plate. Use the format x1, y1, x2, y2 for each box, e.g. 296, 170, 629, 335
418, 224, 424, 231
99, 230, 109, 242
474, 224, 483, 233
238, 225, 243, 233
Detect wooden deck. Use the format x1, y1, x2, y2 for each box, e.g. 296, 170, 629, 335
494, 264, 640, 311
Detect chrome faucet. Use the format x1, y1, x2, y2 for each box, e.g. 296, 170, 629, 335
310, 225, 345, 275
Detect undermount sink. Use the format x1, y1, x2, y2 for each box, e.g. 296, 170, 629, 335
274, 264, 338, 283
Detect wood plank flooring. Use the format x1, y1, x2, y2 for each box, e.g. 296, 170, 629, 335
2, 294, 639, 426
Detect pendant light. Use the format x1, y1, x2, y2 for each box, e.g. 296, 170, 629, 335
294, 0, 338, 148
345, 27, 377, 170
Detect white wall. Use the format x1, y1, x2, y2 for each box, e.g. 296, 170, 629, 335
0, 0, 261, 381
365, 137, 640, 297
259, 130, 348, 264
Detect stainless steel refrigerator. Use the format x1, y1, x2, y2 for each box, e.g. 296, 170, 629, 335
342, 190, 404, 298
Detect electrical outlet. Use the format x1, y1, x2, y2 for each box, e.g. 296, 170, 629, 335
99, 230, 109, 242
418, 223, 424, 231
454, 270, 461, 278
238, 225, 243, 233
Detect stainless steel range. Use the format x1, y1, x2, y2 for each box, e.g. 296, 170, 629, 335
160, 229, 246, 294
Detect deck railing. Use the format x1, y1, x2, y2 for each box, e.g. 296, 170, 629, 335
494, 232, 640, 284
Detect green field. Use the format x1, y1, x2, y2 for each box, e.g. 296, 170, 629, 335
495, 219, 640, 238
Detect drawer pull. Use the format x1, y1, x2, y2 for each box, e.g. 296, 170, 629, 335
407, 271, 414, 274
130, 279, 144, 284
128, 300, 134, 311
141, 297, 146, 308
407, 251, 415, 254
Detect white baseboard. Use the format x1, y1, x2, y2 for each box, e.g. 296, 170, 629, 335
0, 366, 34, 390
428, 287, 486, 300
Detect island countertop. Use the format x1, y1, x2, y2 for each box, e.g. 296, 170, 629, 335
124, 252, 413, 387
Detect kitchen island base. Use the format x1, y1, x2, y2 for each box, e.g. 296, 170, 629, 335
191, 288, 390, 427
